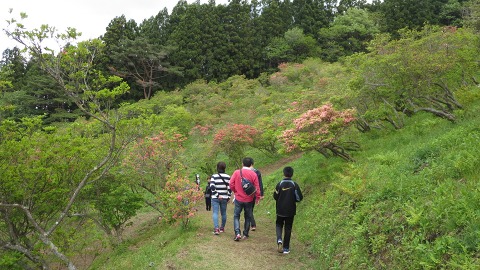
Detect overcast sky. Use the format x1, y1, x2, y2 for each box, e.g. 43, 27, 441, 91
1, 0, 229, 54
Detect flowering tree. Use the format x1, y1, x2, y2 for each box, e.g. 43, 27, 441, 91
158, 171, 204, 227
280, 103, 357, 161
121, 131, 186, 211
213, 124, 260, 167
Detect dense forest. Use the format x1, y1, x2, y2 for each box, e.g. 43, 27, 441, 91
1, 0, 480, 269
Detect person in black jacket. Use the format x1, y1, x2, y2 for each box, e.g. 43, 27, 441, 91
249, 158, 264, 231
204, 177, 212, 211
273, 166, 303, 254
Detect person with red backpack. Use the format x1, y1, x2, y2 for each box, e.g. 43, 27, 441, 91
229, 157, 261, 241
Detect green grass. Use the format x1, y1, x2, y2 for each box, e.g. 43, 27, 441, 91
288, 107, 480, 269
90, 218, 201, 269
90, 100, 480, 269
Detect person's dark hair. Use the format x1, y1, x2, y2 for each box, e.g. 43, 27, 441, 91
283, 166, 294, 178
217, 161, 226, 173
242, 157, 254, 167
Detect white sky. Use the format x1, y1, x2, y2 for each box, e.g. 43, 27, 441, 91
0, 0, 229, 54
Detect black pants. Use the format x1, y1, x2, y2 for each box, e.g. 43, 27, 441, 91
246, 201, 256, 227
205, 197, 211, 211
276, 216, 294, 249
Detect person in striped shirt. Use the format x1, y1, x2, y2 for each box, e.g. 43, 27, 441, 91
210, 161, 232, 235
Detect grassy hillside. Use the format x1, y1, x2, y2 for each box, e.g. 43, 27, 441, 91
283, 102, 480, 269
89, 100, 480, 269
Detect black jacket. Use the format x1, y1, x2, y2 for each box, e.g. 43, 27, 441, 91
273, 178, 303, 217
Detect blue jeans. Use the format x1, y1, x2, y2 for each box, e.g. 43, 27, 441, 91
233, 200, 253, 237
211, 198, 228, 229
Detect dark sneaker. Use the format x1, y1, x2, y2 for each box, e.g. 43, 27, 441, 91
234, 234, 241, 241
283, 248, 290, 254
251, 226, 256, 231
219, 227, 224, 233
242, 235, 249, 240
214, 228, 220, 235
277, 240, 283, 253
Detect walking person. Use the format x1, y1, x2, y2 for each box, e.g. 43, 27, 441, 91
204, 177, 212, 211
230, 157, 261, 241
210, 162, 231, 235
274, 166, 303, 254
249, 159, 264, 231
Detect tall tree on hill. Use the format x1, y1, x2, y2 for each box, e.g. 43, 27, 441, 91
291, 0, 337, 39
376, 0, 466, 36
138, 8, 170, 45
21, 59, 78, 122
336, 0, 368, 14
167, 1, 222, 85
257, 0, 295, 70
219, 0, 256, 79
101, 15, 139, 95
109, 37, 182, 100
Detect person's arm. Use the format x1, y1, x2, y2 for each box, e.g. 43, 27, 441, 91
273, 182, 280, 200
253, 173, 261, 203
257, 170, 264, 197
230, 171, 238, 194
295, 183, 303, 202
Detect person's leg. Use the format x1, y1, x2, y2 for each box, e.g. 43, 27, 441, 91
233, 200, 242, 237
206, 198, 211, 211
276, 215, 284, 242
250, 199, 256, 228
283, 216, 295, 249
243, 201, 253, 237
276, 216, 285, 253
219, 199, 228, 230
211, 198, 220, 232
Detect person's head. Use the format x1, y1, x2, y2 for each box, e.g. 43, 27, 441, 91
217, 161, 226, 173
283, 166, 294, 178
242, 157, 254, 167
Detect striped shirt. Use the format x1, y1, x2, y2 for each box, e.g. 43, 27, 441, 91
210, 173, 231, 199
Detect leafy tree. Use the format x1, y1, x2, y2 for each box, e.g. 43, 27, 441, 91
2, 14, 130, 269
88, 179, 143, 244
109, 37, 182, 99
318, 8, 380, 62
350, 26, 480, 128
119, 131, 186, 213
463, 0, 480, 32
265, 27, 319, 65
280, 103, 357, 161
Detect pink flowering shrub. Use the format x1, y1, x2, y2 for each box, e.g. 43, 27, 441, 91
158, 171, 204, 227
213, 124, 260, 166
280, 103, 357, 161
122, 131, 186, 192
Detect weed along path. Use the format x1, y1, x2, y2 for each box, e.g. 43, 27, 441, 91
161, 205, 314, 270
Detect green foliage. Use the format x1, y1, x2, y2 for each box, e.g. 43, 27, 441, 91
318, 8, 380, 62
91, 179, 144, 242
347, 27, 480, 128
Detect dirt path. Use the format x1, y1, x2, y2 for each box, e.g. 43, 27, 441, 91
160, 204, 313, 270
159, 153, 314, 270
